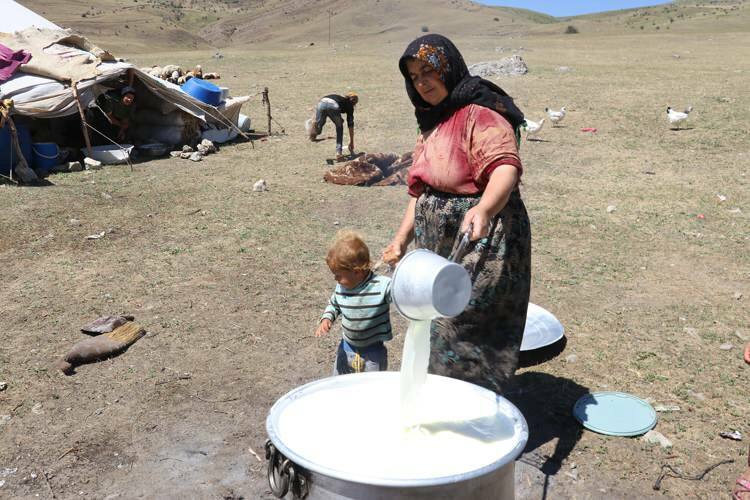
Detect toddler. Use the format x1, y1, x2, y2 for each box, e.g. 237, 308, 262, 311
316, 231, 392, 374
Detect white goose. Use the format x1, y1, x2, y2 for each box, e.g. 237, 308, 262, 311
545, 106, 566, 127
667, 106, 692, 129
523, 118, 545, 141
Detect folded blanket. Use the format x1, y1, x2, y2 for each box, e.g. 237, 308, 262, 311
0, 43, 31, 83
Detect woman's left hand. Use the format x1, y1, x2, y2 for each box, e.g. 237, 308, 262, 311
461, 205, 492, 241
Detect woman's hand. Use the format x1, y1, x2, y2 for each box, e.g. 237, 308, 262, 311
383, 237, 409, 266
315, 319, 332, 337
461, 204, 493, 241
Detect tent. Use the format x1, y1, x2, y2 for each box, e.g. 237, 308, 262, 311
1, 0, 251, 182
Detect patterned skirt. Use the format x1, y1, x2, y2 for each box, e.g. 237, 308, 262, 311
414, 188, 531, 394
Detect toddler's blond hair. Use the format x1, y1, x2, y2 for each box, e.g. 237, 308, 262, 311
326, 230, 371, 272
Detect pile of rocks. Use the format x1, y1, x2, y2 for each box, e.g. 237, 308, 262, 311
169, 140, 217, 162
468, 55, 528, 77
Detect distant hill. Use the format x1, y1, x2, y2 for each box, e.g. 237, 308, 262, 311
18, 0, 750, 53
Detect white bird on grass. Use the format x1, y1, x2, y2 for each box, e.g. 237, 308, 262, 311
522, 118, 545, 141
545, 106, 566, 126
666, 106, 692, 129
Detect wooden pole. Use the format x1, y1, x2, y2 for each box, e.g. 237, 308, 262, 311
4, 114, 37, 183
72, 83, 94, 157
262, 87, 271, 135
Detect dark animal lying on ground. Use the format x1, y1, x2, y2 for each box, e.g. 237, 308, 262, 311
324, 152, 413, 186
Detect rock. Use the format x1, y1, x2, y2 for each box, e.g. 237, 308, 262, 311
182, 145, 194, 153
734, 292, 743, 300
735, 330, 749, 341
565, 354, 578, 363
169, 151, 182, 158
84, 157, 102, 170
468, 55, 528, 77
0, 415, 10, 425
643, 430, 672, 448
200, 139, 216, 153
687, 389, 706, 401
179, 152, 192, 159
606, 205, 616, 213
719, 343, 734, 350
101, 192, 112, 200
654, 404, 680, 412
69, 219, 80, 226
67, 161, 83, 172
188, 152, 203, 162
557, 66, 574, 73
0, 382, 6, 391
31, 403, 43, 415
13, 161, 38, 183
253, 179, 268, 192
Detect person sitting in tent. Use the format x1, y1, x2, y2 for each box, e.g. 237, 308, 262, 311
308, 92, 358, 160
97, 86, 136, 142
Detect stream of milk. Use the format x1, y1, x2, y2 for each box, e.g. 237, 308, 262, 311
399, 319, 432, 427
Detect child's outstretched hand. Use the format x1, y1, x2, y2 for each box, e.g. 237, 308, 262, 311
315, 319, 332, 337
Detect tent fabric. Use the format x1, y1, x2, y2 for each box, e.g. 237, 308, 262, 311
0, 7, 248, 147
0, 27, 115, 82
0, 0, 60, 33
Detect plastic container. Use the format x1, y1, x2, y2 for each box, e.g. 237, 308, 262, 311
391, 249, 472, 320
1, 121, 32, 176
181, 77, 222, 106
81, 144, 133, 165
238, 113, 252, 132
219, 86, 230, 101
32, 142, 60, 172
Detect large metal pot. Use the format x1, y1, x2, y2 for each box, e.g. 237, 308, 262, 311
265, 372, 528, 499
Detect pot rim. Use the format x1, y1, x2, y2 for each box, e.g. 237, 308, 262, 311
266, 371, 529, 488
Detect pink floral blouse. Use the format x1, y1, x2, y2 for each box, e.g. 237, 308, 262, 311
407, 104, 522, 197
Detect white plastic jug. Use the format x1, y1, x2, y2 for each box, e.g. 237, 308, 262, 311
391, 249, 472, 320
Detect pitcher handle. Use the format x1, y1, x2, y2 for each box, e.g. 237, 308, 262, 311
450, 223, 473, 263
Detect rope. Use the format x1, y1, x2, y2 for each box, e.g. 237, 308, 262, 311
653, 459, 734, 490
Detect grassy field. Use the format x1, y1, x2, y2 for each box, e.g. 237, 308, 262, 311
2, 3, 750, 498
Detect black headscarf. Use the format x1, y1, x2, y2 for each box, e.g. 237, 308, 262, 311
399, 34, 524, 133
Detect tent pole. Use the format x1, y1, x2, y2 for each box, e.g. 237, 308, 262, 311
72, 83, 94, 157
4, 114, 38, 183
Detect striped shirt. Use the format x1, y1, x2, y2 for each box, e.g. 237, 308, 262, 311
321, 273, 392, 348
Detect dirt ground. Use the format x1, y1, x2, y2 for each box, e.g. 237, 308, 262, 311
1, 28, 749, 499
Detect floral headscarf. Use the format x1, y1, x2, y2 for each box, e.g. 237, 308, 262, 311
399, 34, 525, 133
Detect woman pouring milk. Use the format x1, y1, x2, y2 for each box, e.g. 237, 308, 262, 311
383, 34, 531, 394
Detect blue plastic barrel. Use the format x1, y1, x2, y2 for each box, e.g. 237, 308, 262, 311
0, 121, 32, 176
181, 77, 222, 106
32, 142, 60, 172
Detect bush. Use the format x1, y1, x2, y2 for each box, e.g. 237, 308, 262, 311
421, 25, 429, 32
565, 25, 579, 34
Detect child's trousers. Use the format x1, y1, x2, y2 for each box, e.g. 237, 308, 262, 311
334, 340, 387, 375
